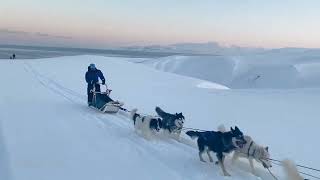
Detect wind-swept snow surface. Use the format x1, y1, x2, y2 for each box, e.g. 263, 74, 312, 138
0, 55, 319, 180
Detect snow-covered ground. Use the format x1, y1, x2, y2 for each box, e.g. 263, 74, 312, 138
0, 55, 319, 180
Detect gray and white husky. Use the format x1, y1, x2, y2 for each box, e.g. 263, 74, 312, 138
232, 135, 272, 174
218, 125, 272, 175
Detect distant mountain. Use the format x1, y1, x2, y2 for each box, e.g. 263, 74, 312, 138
121, 42, 266, 55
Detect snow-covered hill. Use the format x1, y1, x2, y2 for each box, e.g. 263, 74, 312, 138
0, 55, 319, 180
143, 49, 320, 89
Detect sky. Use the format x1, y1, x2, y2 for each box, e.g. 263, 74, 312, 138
0, 0, 320, 49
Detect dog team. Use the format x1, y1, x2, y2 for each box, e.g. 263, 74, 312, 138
129, 107, 306, 179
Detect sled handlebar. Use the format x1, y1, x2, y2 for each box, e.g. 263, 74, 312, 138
91, 83, 111, 95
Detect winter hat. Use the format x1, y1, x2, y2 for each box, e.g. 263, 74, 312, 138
89, 63, 96, 69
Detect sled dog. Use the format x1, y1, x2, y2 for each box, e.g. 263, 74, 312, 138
186, 126, 247, 176
155, 107, 184, 140
232, 135, 272, 174
216, 125, 272, 175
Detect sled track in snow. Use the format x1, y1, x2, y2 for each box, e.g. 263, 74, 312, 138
23, 62, 85, 104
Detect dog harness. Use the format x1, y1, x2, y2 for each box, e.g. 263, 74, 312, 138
247, 141, 256, 157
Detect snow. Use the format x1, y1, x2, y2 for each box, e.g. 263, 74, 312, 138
0, 55, 319, 180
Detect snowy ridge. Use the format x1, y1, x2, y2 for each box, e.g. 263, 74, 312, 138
0, 55, 319, 180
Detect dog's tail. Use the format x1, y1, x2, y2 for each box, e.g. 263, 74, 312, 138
155, 106, 168, 118
186, 131, 201, 140
282, 159, 305, 180
217, 124, 226, 132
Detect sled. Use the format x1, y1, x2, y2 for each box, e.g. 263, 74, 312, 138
91, 84, 124, 113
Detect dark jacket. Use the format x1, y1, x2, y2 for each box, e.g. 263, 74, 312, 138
85, 67, 105, 84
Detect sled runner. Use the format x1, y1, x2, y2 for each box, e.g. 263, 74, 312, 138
91, 84, 124, 113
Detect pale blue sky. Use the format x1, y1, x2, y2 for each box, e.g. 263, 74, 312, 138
0, 0, 319, 48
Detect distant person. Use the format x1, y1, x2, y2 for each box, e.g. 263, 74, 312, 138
85, 63, 106, 106
12, 54, 16, 59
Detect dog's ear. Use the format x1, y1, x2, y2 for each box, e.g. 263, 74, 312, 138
235, 126, 239, 131
230, 127, 234, 131
265, 146, 269, 152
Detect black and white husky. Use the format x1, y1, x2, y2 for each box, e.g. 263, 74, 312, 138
186, 126, 247, 176
155, 107, 184, 140
130, 109, 162, 139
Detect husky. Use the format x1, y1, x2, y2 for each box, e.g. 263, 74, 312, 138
129, 109, 162, 139
186, 126, 247, 176
215, 125, 272, 175
155, 107, 184, 140
231, 135, 272, 174
282, 159, 307, 180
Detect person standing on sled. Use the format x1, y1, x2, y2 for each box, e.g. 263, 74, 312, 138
85, 63, 106, 106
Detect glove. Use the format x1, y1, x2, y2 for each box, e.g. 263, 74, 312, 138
102, 80, 105, 85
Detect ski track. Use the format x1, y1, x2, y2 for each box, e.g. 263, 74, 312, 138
18, 60, 282, 180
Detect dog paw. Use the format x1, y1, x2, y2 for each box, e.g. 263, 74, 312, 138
200, 159, 206, 163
